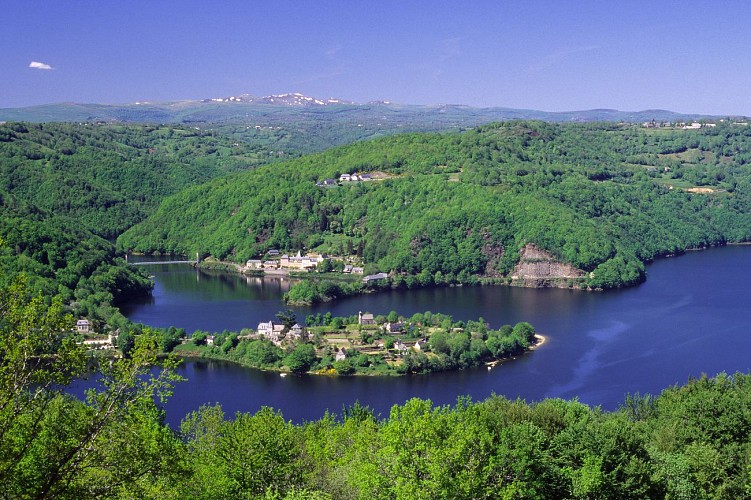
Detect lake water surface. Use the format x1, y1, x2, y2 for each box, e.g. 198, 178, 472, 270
118, 247, 751, 426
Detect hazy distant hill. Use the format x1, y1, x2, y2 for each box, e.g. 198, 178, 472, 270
2, 93, 735, 155
0, 92, 728, 127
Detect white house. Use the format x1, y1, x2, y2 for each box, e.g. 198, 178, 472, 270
279, 251, 324, 271
414, 339, 428, 351
76, 319, 90, 334
256, 321, 275, 336
82, 334, 115, 350
288, 323, 308, 341
363, 272, 389, 284
393, 340, 408, 353
383, 322, 404, 334
358, 311, 375, 325
257, 321, 285, 345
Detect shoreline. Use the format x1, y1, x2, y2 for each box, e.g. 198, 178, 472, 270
195, 256, 591, 306
485, 333, 546, 368
278, 241, 751, 304
530, 333, 547, 349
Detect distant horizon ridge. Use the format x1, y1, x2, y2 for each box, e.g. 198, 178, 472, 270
1, 91, 747, 126
2, 91, 747, 118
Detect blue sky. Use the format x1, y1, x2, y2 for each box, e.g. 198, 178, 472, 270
3, 1, 751, 114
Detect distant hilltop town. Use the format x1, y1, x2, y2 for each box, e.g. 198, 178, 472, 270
316, 170, 393, 187
642, 119, 748, 129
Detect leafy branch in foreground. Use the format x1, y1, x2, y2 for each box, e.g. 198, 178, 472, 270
0, 273, 184, 498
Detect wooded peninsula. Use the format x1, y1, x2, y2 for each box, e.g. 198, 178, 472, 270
175, 310, 541, 376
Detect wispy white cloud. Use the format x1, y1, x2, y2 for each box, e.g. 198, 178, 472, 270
29, 61, 53, 70
526, 45, 600, 74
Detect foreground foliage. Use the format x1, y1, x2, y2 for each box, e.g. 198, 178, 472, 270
176, 372, 751, 499
0, 274, 183, 498
5, 275, 751, 498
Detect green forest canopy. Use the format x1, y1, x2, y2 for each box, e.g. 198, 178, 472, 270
0, 122, 279, 238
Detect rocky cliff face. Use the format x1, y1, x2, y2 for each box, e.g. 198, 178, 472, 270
510, 244, 587, 288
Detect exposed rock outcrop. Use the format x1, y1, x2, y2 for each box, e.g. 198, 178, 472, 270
510, 244, 587, 288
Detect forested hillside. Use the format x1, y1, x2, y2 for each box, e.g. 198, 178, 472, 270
0, 193, 152, 328
0, 121, 282, 328
118, 121, 751, 289
0, 122, 279, 238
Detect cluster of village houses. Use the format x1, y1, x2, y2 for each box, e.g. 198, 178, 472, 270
642, 120, 748, 129
244, 250, 393, 289
356, 312, 426, 351
316, 172, 373, 187
76, 311, 427, 360
244, 250, 369, 275
242, 311, 428, 362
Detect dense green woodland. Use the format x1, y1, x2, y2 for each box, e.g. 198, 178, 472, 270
120, 121, 751, 289
0, 197, 152, 330
5, 277, 751, 497
0, 121, 285, 328
0, 122, 277, 238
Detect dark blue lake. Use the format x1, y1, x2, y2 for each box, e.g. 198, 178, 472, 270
116, 247, 751, 426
